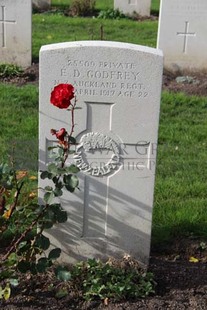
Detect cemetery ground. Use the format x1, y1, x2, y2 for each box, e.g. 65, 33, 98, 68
0, 64, 207, 310
1, 1, 207, 308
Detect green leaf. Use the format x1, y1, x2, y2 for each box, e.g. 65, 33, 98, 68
3, 181, 13, 190
42, 220, 54, 229
47, 208, 55, 219
56, 210, 67, 223
66, 164, 80, 173
58, 147, 64, 156
48, 146, 58, 151
35, 205, 44, 215
40, 171, 52, 179
55, 266, 71, 282
9, 278, 19, 287
0, 270, 13, 281
47, 173, 53, 179
55, 181, 63, 190
65, 184, 74, 192
0, 286, 4, 299
29, 263, 38, 275
1, 163, 10, 174
50, 204, 68, 223
54, 156, 63, 162
70, 175, 79, 188
17, 261, 31, 273
16, 242, 30, 255
3, 284, 11, 300
55, 288, 68, 299
45, 186, 53, 192
36, 257, 49, 273
52, 176, 58, 183
64, 174, 79, 192
69, 136, 76, 144
48, 163, 58, 174
43, 209, 55, 223
35, 234, 50, 251
7, 252, 17, 264
54, 187, 63, 197
48, 248, 61, 260
44, 191, 55, 204
40, 171, 48, 179
56, 167, 66, 175
15, 205, 25, 212
49, 203, 61, 210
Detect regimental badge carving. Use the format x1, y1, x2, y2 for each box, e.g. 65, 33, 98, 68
74, 132, 120, 177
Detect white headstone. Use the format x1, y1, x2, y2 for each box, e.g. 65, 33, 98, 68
0, 0, 32, 68
39, 41, 163, 265
33, 0, 51, 11
114, 0, 151, 17
157, 0, 207, 72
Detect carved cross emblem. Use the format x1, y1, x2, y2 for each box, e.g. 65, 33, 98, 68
0, 6, 16, 48
177, 21, 196, 53
72, 101, 151, 238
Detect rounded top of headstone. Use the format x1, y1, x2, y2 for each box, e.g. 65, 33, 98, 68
40, 41, 163, 57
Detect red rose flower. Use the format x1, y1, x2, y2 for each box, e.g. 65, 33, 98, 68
51, 128, 67, 141
56, 128, 67, 141
50, 84, 74, 109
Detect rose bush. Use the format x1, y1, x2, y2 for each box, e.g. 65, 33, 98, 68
0, 83, 79, 300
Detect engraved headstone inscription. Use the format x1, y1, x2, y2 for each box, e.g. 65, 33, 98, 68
39, 41, 163, 265
114, 0, 151, 17
0, 0, 32, 68
157, 0, 207, 71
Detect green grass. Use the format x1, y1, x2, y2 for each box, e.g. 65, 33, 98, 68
32, 0, 159, 62
0, 84, 38, 166
32, 14, 158, 61
0, 84, 207, 244
152, 92, 207, 244
151, 0, 160, 15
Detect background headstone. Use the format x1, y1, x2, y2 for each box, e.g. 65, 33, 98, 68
0, 0, 32, 68
39, 41, 163, 265
32, 0, 51, 11
114, 0, 151, 17
157, 0, 207, 72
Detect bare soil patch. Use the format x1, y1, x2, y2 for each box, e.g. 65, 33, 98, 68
1, 238, 207, 309
162, 69, 207, 97
1, 63, 207, 97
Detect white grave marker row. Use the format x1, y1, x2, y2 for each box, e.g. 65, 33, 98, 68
114, 0, 151, 17
0, 0, 31, 68
39, 41, 163, 265
157, 0, 207, 71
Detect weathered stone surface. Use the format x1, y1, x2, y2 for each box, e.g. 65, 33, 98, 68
157, 0, 207, 71
114, 0, 151, 17
0, 0, 32, 68
39, 41, 163, 265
